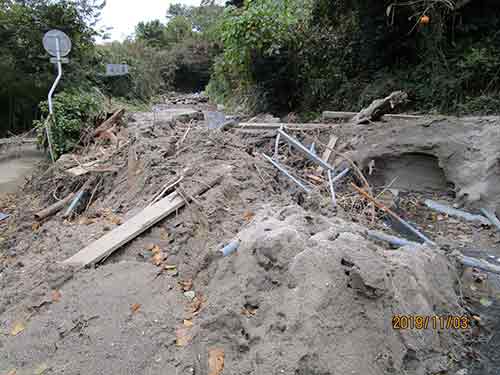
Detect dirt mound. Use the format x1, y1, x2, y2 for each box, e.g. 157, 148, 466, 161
0, 205, 464, 375
336, 116, 500, 211
177, 206, 463, 374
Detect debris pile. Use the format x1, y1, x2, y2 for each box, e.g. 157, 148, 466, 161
2, 91, 500, 374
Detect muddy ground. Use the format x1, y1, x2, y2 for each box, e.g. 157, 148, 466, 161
1, 95, 500, 374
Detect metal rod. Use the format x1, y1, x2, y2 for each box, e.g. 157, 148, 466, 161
351, 183, 435, 245
262, 153, 311, 193
278, 129, 335, 171
327, 169, 337, 207
480, 208, 500, 232
424, 200, 490, 225
330, 168, 350, 184
367, 230, 419, 248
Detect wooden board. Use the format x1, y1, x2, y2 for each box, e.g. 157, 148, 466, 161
322, 111, 423, 121
316, 135, 338, 174
62, 192, 184, 267
62, 175, 223, 267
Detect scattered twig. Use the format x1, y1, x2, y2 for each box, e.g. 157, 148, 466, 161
149, 176, 185, 207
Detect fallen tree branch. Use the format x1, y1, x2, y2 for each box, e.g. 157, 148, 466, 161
34, 192, 76, 220
352, 91, 408, 124
93, 108, 125, 137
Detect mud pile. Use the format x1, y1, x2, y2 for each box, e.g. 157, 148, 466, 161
335, 116, 500, 211
0, 205, 465, 375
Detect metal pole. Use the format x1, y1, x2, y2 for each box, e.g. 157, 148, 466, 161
327, 169, 337, 207
278, 129, 335, 172
262, 153, 312, 193
46, 38, 62, 162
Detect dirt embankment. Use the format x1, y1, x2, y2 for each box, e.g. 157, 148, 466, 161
1, 97, 499, 374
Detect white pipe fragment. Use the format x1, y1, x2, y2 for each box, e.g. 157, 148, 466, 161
367, 230, 419, 248
480, 208, 500, 232
424, 200, 490, 225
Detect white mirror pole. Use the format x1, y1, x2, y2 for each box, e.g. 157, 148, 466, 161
46, 38, 62, 163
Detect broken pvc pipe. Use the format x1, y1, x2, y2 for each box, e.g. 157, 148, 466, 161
220, 239, 240, 256
424, 200, 490, 225
367, 230, 419, 248
454, 252, 500, 275
480, 208, 500, 232
262, 153, 312, 193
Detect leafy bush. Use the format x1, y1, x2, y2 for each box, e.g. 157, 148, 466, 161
209, 0, 500, 115
34, 90, 104, 159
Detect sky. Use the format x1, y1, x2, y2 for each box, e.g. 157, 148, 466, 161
98, 0, 202, 41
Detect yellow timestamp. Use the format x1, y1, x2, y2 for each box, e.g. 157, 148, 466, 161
392, 315, 470, 330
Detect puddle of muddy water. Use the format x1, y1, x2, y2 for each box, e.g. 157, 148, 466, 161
0, 150, 45, 193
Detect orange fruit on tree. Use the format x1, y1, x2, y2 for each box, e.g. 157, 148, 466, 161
420, 15, 430, 25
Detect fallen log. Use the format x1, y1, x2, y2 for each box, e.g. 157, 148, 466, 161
352, 91, 408, 124
61, 174, 225, 267
34, 192, 76, 220
93, 108, 125, 137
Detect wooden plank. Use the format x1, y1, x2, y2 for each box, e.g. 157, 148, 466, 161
322, 111, 423, 121
62, 176, 222, 267
316, 135, 338, 174
236, 123, 337, 130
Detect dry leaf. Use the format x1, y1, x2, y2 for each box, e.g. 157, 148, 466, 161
176, 327, 191, 347
190, 295, 205, 316
131, 303, 141, 314
243, 211, 255, 222
51, 290, 61, 302
150, 245, 161, 254
241, 307, 257, 317
208, 348, 225, 375
305, 175, 323, 184
32, 222, 40, 231
152, 252, 163, 266
78, 217, 95, 225
109, 215, 123, 225
183, 319, 193, 327
10, 322, 25, 336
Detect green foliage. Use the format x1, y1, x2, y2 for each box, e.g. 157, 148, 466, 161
34, 90, 104, 159
0, 0, 104, 136
209, 0, 500, 115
